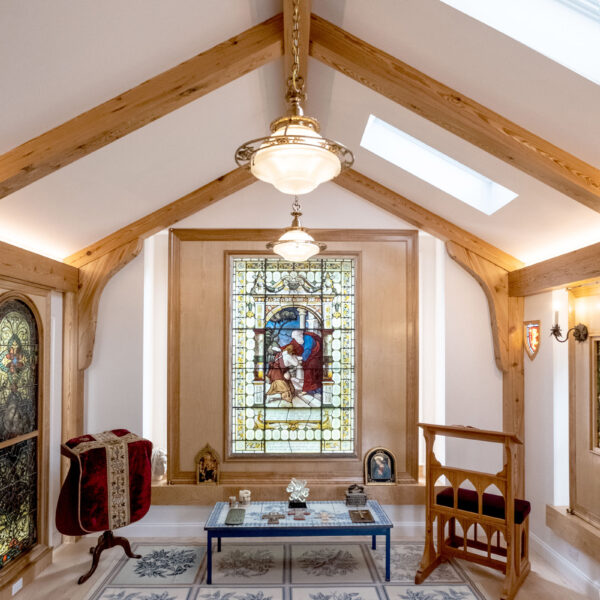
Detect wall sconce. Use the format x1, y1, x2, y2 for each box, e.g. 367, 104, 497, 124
550, 311, 588, 343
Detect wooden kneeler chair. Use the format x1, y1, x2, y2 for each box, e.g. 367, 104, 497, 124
416, 424, 530, 600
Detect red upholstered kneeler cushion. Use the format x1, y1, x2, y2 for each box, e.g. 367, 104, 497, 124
436, 487, 531, 525
56, 429, 152, 536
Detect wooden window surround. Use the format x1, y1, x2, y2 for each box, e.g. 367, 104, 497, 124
590, 336, 600, 456
162, 229, 420, 505
0, 291, 52, 598
568, 291, 600, 532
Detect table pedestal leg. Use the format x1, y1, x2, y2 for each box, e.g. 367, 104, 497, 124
385, 530, 391, 581
372, 535, 377, 550
207, 534, 213, 584
218, 537, 221, 552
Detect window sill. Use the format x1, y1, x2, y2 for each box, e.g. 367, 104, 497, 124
152, 482, 425, 505
0, 544, 52, 598
546, 505, 600, 559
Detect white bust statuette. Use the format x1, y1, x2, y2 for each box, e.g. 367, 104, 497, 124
151, 448, 167, 482
286, 478, 309, 503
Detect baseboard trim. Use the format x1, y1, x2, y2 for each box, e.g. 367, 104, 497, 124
530, 531, 600, 599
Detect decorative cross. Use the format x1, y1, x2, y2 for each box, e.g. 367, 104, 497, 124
288, 508, 311, 521
317, 511, 333, 523
261, 511, 286, 524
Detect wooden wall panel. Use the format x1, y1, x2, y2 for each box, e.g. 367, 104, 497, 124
168, 229, 418, 500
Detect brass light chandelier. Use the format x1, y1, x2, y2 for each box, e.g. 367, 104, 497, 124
267, 196, 326, 262
235, 0, 354, 195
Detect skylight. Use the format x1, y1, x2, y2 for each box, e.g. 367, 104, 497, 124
360, 115, 518, 216
439, 0, 600, 85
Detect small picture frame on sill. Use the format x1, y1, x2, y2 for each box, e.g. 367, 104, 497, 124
364, 447, 396, 485
195, 444, 219, 485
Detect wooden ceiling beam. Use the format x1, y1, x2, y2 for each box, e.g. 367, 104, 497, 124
335, 169, 523, 272
283, 0, 311, 94
0, 15, 283, 200
310, 15, 600, 213
508, 241, 600, 296
0, 240, 78, 292
65, 167, 255, 268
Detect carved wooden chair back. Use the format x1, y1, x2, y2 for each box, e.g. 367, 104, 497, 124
416, 423, 530, 600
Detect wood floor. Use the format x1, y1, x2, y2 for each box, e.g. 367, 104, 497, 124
13, 533, 593, 600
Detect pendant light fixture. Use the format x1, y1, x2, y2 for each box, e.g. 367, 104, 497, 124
235, 0, 353, 195
267, 196, 326, 262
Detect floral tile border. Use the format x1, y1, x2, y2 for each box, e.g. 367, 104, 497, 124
86, 541, 487, 600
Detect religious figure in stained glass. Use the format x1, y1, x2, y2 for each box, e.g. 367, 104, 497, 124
0, 298, 39, 570
265, 310, 323, 407
230, 257, 355, 455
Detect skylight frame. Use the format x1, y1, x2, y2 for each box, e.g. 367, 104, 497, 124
439, 0, 600, 85
360, 114, 518, 216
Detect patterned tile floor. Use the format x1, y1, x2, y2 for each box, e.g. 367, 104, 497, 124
86, 541, 486, 600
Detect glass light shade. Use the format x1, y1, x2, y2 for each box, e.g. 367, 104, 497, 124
272, 228, 322, 262
251, 124, 342, 195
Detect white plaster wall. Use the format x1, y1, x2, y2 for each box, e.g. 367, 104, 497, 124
444, 252, 503, 475
175, 179, 415, 229
85, 251, 145, 435
418, 233, 446, 466
524, 292, 557, 536
143, 232, 169, 450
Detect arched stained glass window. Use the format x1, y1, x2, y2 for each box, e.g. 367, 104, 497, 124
230, 257, 356, 455
0, 298, 39, 570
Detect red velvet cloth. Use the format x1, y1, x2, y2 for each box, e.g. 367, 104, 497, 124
56, 430, 152, 535
436, 486, 531, 525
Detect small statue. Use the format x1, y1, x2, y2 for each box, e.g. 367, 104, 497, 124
286, 477, 309, 508
151, 448, 167, 483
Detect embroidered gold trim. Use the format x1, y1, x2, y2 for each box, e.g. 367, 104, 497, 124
71, 431, 140, 529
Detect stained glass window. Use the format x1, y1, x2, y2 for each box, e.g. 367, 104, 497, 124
0, 439, 37, 568
0, 300, 38, 443
230, 257, 356, 455
0, 299, 39, 570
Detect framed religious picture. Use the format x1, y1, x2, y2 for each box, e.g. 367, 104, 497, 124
364, 447, 396, 485
195, 444, 219, 485
523, 320, 541, 360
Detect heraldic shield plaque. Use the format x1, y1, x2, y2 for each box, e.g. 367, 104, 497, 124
524, 320, 541, 360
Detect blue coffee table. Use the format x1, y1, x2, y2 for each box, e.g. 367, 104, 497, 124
204, 499, 392, 583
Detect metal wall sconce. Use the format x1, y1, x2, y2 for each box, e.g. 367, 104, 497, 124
550, 322, 588, 343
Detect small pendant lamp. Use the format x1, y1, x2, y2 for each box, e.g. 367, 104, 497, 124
267, 196, 326, 262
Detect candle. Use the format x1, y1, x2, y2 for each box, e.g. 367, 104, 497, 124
554, 310, 559, 325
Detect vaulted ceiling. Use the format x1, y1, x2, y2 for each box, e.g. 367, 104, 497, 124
1, 0, 599, 265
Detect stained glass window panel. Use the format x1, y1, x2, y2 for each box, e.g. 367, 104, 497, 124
230, 257, 356, 455
0, 438, 37, 570
0, 300, 39, 442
